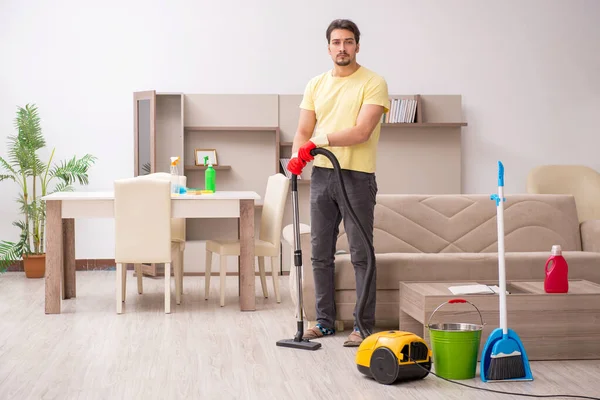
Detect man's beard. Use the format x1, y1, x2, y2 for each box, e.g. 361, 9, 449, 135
336, 54, 352, 66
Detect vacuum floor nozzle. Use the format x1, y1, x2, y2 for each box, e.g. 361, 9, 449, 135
276, 338, 322, 351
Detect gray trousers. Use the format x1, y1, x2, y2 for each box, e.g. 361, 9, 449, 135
309, 166, 378, 332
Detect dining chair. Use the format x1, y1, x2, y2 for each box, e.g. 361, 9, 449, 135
136, 172, 186, 304
114, 177, 174, 313
204, 173, 290, 306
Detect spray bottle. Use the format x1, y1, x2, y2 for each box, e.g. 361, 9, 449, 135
544, 245, 569, 293
204, 155, 216, 193
170, 156, 181, 195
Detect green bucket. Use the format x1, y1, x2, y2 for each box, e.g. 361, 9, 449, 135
426, 298, 485, 380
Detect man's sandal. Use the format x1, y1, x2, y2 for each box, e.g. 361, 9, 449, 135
302, 323, 335, 339
343, 330, 364, 347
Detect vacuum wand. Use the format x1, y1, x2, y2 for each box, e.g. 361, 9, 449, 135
291, 175, 305, 341
276, 173, 322, 350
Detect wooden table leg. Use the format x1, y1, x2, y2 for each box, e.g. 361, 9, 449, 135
45, 200, 63, 314
239, 199, 255, 311
63, 218, 76, 299
399, 310, 426, 339
238, 219, 240, 296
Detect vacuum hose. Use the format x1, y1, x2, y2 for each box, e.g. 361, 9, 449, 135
298, 147, 375, 339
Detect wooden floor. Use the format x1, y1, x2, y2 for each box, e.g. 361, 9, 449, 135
1, 271, 599, 400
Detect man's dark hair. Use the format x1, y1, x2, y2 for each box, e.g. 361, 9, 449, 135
326, 19, 360, 43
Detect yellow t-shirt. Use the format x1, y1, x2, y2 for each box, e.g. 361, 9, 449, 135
299, 66, 390, 173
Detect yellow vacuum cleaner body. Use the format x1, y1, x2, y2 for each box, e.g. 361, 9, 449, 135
356, 330, 432, 385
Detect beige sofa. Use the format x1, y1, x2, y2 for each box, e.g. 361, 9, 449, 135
283, 194, 600, 330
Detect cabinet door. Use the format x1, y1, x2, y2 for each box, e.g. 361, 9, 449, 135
133, 91, 156, 176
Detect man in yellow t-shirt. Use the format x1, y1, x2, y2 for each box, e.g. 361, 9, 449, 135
287, 19, 390, 347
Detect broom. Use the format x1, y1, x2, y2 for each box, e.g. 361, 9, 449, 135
481, 161, 533, 382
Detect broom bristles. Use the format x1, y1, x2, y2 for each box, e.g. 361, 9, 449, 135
486, 353, 526, 381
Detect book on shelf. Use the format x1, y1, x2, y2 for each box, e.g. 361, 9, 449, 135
279, 158, 302, 179
382, 98, 417, 124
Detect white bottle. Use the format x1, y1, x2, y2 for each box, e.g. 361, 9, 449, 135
170, 156, 180, 194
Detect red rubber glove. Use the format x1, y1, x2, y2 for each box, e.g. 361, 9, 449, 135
298, 135, 330, 163
298, 141, 317, 163
287, 156, 307, 176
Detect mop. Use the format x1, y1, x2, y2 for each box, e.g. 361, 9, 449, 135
481, 161, 533, 382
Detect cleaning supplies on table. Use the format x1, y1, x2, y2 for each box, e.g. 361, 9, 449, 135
170, 156, 181, 194
204, 155, 216, 193
544, 245, 569, 293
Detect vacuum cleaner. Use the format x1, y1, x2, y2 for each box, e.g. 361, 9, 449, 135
276, 147, 432, 384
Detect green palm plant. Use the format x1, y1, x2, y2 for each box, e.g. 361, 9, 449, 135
0, 104, 97, 273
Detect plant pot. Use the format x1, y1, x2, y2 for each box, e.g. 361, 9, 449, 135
23, 254, 45, 278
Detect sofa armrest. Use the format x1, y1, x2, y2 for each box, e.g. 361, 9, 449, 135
580, 219, 600, 252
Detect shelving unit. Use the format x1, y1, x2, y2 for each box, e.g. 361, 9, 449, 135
134, 91, 467, 274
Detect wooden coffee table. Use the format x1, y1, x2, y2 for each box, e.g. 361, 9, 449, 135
398, 279, 600, 361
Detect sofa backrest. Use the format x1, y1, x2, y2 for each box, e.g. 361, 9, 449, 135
336, 194, 582, 254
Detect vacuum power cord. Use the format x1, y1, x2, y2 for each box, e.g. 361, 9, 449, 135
407, 356, 599, 399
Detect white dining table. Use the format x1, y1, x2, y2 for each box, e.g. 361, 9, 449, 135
41, 190, 261, 314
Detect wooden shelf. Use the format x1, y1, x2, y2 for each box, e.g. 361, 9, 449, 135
382, 122, 467, 128
185, 165, 232, 171
185, 126, 279, 132
279, 123, 467, 148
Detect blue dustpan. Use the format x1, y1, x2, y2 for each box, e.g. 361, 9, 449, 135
481, 328, 533, 382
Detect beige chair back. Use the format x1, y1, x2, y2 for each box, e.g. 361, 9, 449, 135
259, 174, 290, 247
137, 172, 186, 189
527, 165, 600, 222
114, 177, 172, 263
139, 172, 171, 180
137, 172, 186, 242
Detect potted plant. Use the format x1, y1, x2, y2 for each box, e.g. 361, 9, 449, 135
0, 104, 96, 277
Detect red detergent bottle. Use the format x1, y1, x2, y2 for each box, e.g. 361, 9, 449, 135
544, 245, 569, 293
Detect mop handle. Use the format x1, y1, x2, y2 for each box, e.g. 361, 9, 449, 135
491, 161, 508, 335
497, 185, 508, 335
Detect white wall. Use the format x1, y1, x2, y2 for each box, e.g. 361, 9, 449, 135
1, 0, 599, 259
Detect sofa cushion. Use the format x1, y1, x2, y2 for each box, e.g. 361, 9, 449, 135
336, 194, 582, 254
333, 251, 600, 291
